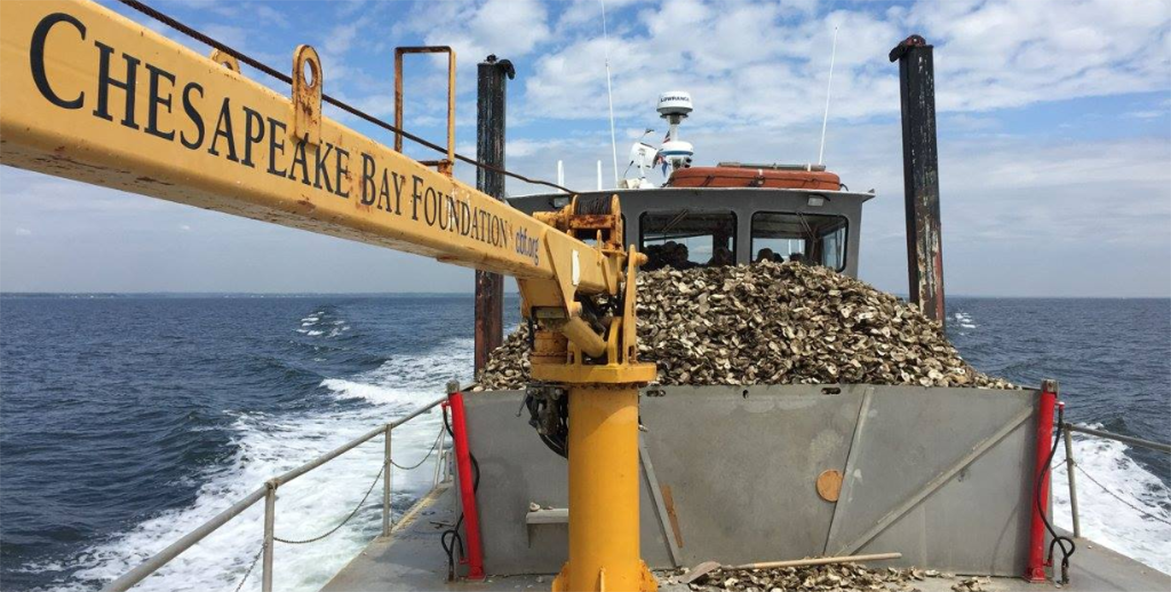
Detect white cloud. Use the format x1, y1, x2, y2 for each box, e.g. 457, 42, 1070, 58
557, 0, 646, 29
404, 0, 552, 69
200, 24, 251, 52
253, 5, 291, 29
138, 0, 233, 15
334, 0, 371, 19
1124, 110, 1168, 119
523, 1, 899, 127
14, 227, 32, 236
521, 0, 1170, 127
322, 21, 361, 57
907, 0, 1171, 112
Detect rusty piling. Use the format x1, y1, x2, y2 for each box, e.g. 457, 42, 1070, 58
474, 55, 515, 372
890, 35, 946, 328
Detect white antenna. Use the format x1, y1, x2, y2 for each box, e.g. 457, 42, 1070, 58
597, 160, 603, 190
557, 160, 565, 191
601, 0, 619, 186
817, 25, 839, 166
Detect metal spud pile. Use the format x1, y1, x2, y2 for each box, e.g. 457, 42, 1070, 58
474, 261, 1013, 391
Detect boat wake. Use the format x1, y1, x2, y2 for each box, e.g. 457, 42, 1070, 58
54, 319, 473, 592
1052, 425, 1171, 575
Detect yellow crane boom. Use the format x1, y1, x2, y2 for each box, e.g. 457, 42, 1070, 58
0, 1, 657, 590
2, 1, 607, 322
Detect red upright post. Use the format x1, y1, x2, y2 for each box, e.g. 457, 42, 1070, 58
446, 390, 486, 580
1026, 379, 1059, 583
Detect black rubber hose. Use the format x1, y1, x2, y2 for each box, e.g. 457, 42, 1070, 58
1036, 405, 1076, 584
440, 403, 481, 580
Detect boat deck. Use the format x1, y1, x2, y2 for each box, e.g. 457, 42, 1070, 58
322, 485, 1169, 592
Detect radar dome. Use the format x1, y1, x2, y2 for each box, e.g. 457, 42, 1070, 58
657, 91, 692, 118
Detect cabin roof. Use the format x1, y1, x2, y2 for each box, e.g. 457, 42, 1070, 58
507, 186, 877, 205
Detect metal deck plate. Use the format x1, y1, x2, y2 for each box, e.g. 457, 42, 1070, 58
322, 485, 1169, 592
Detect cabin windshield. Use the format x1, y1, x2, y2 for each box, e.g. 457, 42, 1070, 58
751, 211, 848, 271
640, 210, 736, 270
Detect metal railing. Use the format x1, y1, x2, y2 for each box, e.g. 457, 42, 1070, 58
101, 394, 450, 592
1060, 422, 1170, 539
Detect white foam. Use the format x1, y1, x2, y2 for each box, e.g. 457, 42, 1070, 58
320, 379, 419, 407
953, 312, 978, 329
1051, 424, 1171, 575
63, 337, 475, 592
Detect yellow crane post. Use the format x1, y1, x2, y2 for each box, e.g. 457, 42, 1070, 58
0, 1, 657, 590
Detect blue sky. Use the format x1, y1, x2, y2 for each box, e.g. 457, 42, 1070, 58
1, 0, 1169, 296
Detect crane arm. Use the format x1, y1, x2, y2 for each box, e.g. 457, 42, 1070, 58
0, 0, 633, 357
2, 5, 661, 589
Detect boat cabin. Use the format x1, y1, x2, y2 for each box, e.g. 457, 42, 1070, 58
509, 167, 874, 278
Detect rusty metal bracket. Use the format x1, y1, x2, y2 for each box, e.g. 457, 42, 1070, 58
395, 46, 455, 176
291, 45, 322, 146
209, 48, 239, 73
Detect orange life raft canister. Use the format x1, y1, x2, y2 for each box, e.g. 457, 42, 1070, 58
667, 166, 841, 190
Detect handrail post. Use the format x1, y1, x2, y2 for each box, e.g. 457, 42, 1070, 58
383, 424, 393, 537
1063, 424, 1081, 538
433, 421, 447, 488
1026, 379, 1058, 582
263, 481, 276, 592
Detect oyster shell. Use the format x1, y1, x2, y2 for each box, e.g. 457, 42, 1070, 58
474, 261, 1015, 391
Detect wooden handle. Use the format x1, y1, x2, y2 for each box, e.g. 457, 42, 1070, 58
736, 552, 902, 570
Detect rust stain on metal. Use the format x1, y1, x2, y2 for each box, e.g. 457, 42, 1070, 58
135, 175, 173, 186
660, 484, 684, 548
208, 48, 240, 73
291, 45, 322, 146
568, 214, 615, 229
37, 153, 107, 173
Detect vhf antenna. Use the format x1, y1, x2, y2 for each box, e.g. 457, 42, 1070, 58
601, 0, 619, 187
817, 25, 839, 166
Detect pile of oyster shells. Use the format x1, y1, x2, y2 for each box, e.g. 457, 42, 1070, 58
475, 261, 1014, 391
668, 564, 960, 592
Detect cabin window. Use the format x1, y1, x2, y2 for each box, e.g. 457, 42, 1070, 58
751, 212, 848, 271
639, 210, 736, 270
